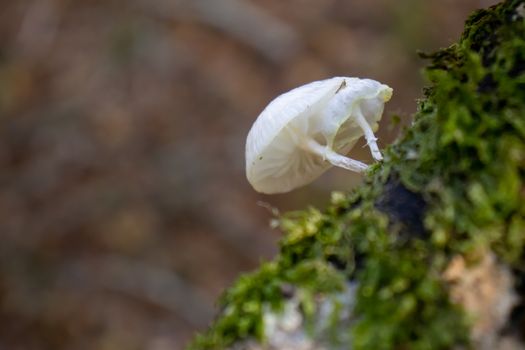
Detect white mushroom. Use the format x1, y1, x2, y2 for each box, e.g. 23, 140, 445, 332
245, 77, 393, 194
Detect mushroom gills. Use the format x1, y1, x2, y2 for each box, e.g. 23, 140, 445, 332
319, 82, 385, 162
252, 134, 326, 183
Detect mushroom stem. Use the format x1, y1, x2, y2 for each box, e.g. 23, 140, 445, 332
354, 107, 383, 161
303, 138, 368, 173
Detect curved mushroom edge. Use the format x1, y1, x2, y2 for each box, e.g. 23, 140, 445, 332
246, 79, 392, 194
188, 1, 525, 349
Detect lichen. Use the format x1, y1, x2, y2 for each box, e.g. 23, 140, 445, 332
188, 1, 525, 349
442, 252, 518, 348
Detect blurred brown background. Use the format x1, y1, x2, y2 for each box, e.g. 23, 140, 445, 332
0, 0, 499, 349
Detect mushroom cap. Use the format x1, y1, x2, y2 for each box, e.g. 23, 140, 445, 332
245, 77, 392, 194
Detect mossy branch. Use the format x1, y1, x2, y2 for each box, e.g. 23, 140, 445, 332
189, 1, 525, 349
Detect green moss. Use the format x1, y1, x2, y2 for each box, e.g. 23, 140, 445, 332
188, 1, 525, 349
188, 258, 345, 350
392, 0, 525, 264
